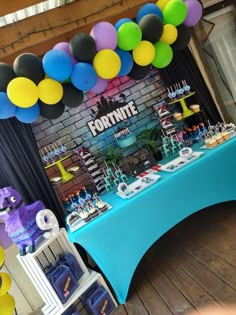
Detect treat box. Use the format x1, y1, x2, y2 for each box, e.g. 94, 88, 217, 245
116, 174, 161, 199
67, 203, 112, 233
200, 132, 236, 150
159, 151, 204, 173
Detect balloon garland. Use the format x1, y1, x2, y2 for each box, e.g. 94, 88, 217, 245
0, 246, 16, 315
0, 0, 202, 123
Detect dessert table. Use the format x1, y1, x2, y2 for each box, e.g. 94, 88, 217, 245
67, 137, 236, 304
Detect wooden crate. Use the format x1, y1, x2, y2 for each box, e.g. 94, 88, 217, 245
17, 228, 117, 315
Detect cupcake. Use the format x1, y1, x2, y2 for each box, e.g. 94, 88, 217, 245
173, 112, 183, 121
86, 201, 98, 218
190, 104, 200, 113
96, 200, 108, 212
78, 210, 90, 222
214, 133, 224, 144
205, 138, 217, 148
94, 194, 108, 212
222, 131, 230, 140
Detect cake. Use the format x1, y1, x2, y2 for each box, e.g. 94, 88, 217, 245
190, 104, 200, 113
222, 131, 230, 140
214, 133, 224, 144
173, 112, 183, 121
115, 127, 137, 149
205, 138, 217, 148
116, 133, 137, 148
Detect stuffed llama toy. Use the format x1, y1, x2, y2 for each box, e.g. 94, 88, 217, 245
0, 186, 45, 255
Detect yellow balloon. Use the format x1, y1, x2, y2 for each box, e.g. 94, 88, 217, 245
156, 0, 171, 11
7, 77, 38, 108
38, 78, 63, 105
93, 49, 121, 80
0, 293, 15, 315
0, 273, 12, 297
132, 41, 155, 66
160, 24, 178, 45
0, 247, 4, 269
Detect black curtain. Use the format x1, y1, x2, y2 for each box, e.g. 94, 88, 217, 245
0, 117, 65, 227
159, 47, 222, 124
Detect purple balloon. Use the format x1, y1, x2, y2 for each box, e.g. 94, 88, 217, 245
53, 42, 77, 66
90, 77, 108, 94
90, 22, 118, 51
183, 0, 202, 27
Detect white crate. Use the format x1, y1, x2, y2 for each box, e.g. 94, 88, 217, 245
17, 228, 117, 315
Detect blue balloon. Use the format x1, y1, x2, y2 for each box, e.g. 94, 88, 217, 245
0, 92, 16, 119
115, 18, 133, 30
71, 63, 97, 91
15, 103, 40, 123
115, 49, 134, 76
42, 50, 73, 82
136, 3, 163, 23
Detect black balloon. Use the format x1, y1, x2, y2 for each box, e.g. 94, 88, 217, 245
39, 100, 65, 120
70, 33, 97, 62
0, 63, 15, 91
62, 83, 84, 108
171, 24, 191, 51
139, 14, 163, 43
128, 63, 150, 80
13, 53, 45, 85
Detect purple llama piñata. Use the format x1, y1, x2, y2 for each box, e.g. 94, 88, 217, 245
0, 187, 45, 255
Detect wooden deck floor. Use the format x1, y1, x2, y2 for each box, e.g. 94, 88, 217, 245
113, 201, 236, 315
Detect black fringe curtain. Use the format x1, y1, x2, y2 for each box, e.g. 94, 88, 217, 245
159, 47, 222, 124
0, 117, 65, 227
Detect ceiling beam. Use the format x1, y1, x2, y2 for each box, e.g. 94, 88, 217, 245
0, 0, 153, 65
0, 0, 42, 16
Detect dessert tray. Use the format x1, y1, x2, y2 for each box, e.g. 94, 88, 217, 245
116, 174, 161, 199
67, 203, 112, 232
200, 132, 236, 150
159, 151, 204, 173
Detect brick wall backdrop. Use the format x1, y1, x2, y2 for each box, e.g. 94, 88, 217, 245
32, 68, 167, 156
32, 68, 167, 200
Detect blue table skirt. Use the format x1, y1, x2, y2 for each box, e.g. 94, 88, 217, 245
68, 137, 236, 304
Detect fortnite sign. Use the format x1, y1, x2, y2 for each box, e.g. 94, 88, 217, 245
87, 95, 139, 137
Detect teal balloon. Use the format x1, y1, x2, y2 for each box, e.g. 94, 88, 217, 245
163, 0, 188, 26
0, 92, 16, 119
15, 103, 40, 123
117, 22, 142, 51
152, 42, 173, 68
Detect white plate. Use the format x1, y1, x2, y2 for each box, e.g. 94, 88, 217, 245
201, 132, 236, 149
116, 174, 161, 199
160, 151, 204, 173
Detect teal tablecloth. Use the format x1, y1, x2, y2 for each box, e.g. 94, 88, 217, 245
68, 137, 236, 304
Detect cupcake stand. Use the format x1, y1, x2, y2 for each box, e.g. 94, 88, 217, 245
168, 92, 196, 118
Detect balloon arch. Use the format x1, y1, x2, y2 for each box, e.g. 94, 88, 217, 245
0, 0, 202, 123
